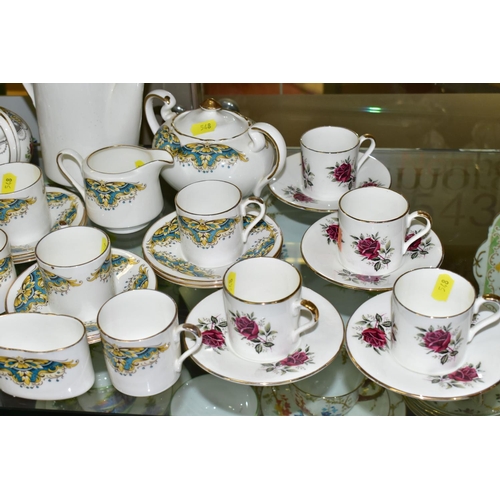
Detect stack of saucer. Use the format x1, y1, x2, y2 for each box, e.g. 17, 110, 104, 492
142, 212, 283, 288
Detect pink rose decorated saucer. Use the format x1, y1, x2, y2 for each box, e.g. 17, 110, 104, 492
183, 287, 344, 386
301, 213, 444, 291
268, 152, 391, 213
346, 291, 500, 400
260, 383, 406, 416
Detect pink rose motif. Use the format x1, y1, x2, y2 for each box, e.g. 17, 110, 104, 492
356, 274, 383, 284
293, 191, 314, 203
234, 316, 259, 340
423, 329, 451, 352
361, 180, 379, 188
201, 329, 225, 348
357, 238, 381, 260
280, 350, 309, 366
405, 233, 422, 252
448, 366, 479, 382
334, 162, 352, 183
362, 327, 387, 348
326, 224, 339, 241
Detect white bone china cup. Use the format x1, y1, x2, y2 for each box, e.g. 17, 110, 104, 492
300, 126, 376, 201
222, 257, 319, 363
97, 289, 203, 397
175, 180, 266, 268
0, 229, 16, 314
35, 226, 115, 324
337, 187, 432, 276
391, 268, 500, 376
0, 162, 51, 248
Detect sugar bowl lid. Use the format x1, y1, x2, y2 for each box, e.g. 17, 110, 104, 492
171, 97, 251, 141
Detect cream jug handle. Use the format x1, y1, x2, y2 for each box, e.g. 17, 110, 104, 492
56, 149, 86, 200
248, 122, 287, 197
144, 89, 177, 135
22, 84, 35, 106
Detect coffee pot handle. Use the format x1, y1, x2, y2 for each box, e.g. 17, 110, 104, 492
144, 89, 177, 135
248, 122, 287, 197
56, 149, 86, 200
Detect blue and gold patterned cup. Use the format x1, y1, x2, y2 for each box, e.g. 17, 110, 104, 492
97, 289, 202, 397
0, 162, 51, 249
35, 226, 115, 325
0, 229, 16, 314
175, 180, 266, 268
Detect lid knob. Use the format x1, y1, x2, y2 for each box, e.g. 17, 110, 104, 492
200, 98, 222, 111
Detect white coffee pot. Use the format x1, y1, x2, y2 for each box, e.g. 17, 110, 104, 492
23, 83, 144, 187
144, 90, 287, 197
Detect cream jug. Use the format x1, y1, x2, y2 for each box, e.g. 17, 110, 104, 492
23, 83, 144, 187
144, 89, 287, 197
57, 145, 173, 234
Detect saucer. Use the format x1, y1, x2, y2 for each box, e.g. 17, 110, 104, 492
169, 374, 259, 416
9, 186, 86, 264
269, 152, 391, 213
5, 248, 157, 344
183, 287, 344, 386
301, 213, 444, 291
142, 211, 283, 289
260, 384, 405, 416
346, 291, 500, 401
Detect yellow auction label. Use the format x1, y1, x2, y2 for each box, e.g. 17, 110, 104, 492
431, 273, 454, 301
1, 173, 16, 193
101, 237, 108, 254
191, 120, 217, 136
135, 160, 145, 168
227, 272, 236, 294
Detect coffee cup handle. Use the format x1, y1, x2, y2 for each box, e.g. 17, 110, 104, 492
469, 294, 500, 341
403, 210, 433, 253
173, 323, 202, 372
356, 134, 376, 171
240, 196, 266, 243
57, 149, 86, 200
291, 299, 320, 342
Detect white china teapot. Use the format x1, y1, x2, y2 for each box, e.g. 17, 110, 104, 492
144, 90, 287, 197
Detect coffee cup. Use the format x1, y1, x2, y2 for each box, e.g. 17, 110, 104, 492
175, 180, 266, 268
291, 347, 366, 416
0, 313, 95, 400
0, 162, 51, 248
391, 268, 500, 375
97, 289, 202, 397
300, 126, 376, 201
337, 187, 432, 275
35, 226, 115, 324
222, 257, 319, 363
0, 229, 16, 314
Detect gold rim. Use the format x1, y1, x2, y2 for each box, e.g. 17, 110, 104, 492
0, 312, 87, 352
175, 180, 242, 216
222, 257, 302, 305
35, 227, 110, 269
300, 126, 365, 154
0, 163, 42, 196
